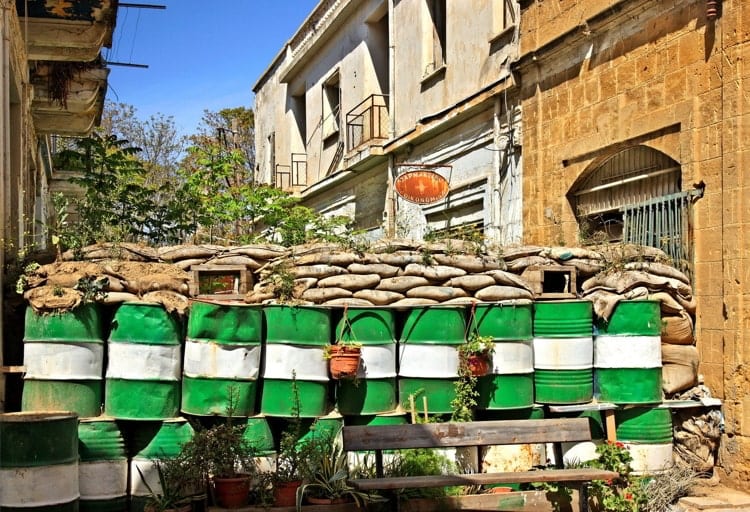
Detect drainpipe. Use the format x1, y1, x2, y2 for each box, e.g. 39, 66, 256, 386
385, 0, 397, 238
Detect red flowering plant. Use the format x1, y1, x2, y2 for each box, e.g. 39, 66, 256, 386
587, 441, 647, 512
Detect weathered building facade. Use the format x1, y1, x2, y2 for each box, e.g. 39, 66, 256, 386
0, 0, 116, 409
515, 0, 750, 489
253, 0, 522, 243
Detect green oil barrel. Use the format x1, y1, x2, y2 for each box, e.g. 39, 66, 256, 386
594, 300, 662, 404
78, 418, 127, 512
182, 300, 262, 416
533, 301, 593, 404
105, 303, 183, 420
261, 306, 332, 417
471, 301, 534, 410
22, 305, 104, 417
398, 307, 465, 414
0, 412, 79, 512
335, 308, 397, 415
616, 407, 673, 474
128, 419, 194, 512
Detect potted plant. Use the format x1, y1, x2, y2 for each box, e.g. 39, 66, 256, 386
460, 333, 495, 377
295, 436, 385, 510
182, 419, 258, 509
326, 307, 363, 380
324, 341, 363, 380
137, 459, 193, 512
451, 333, 495, 422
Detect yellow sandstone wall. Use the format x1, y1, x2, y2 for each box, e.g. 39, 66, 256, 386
517, 0, 750, 487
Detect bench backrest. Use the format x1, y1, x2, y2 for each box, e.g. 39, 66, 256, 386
342, 418, 593, 452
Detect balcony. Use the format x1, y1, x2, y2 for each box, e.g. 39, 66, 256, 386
346, 94, 389, 153
274, 153, 307, 191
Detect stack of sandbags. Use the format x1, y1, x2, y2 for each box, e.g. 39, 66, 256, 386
580, 247, 698, 396
672, 386, 722, 472
248, 240, 534, 306
19, 260, 192, 315
158, 243, 289, 271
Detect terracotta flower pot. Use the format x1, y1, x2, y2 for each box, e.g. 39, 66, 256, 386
328, 345, 361, 379
305, 496, 351, 505
273, 480, 302, 507
213, 475, 250, 509
466, 353, 491, 376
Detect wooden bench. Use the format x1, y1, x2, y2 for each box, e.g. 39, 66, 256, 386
342, 417, 618, 512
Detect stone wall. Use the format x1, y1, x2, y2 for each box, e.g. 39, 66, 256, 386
515, 0, 750, 488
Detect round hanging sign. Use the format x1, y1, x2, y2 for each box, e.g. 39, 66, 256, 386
394, 170, 450, 204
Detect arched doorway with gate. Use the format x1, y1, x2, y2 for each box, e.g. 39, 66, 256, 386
567, 145, 703, 276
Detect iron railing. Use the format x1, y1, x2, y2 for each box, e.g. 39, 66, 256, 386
274, 153, 307, 190
346, 94, 389, 152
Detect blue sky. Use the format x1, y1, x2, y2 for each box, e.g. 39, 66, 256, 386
104, 1, 319, 135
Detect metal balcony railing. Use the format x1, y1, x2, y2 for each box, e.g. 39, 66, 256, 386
274, 153, 307, 190
346, 94, 389, 152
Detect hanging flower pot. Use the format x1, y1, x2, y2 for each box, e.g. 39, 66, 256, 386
326, 344, 362, 380
466, 352, 491, 377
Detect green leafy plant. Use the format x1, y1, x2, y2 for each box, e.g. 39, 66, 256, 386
384, 448, 462, 499
451, 333, 494, 422
136, 460, 192, 512
15, 262, 40, 295
74, 276, 109, 303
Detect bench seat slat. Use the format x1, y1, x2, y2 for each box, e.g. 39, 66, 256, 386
348, 469, 619, 491
342, 418, 593, 451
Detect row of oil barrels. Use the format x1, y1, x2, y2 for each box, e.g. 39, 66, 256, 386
0, 404, 674, 512
21, 299, 664, 420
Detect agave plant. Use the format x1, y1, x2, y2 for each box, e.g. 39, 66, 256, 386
295, 437, 385, 511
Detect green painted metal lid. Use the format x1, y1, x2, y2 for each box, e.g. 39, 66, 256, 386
263, 306, 332, 346
472, 303, 533, 340
595, 300, 661, 336
0, 412, 78, 467
78, 419, 127, 461
399, 307, 467, 345
24, 304, 103, 343
109, 302, 182, 345
187, 300, 263, 344
335, 308, 396, 345
533, 301, 593, 338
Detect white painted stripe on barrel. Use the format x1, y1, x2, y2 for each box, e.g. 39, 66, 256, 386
183, 340, 261, 380
130, 458, 160, 497
355, 344, 397, 379
79, 460, 128, 500
594, 335, 662, 368
262, 344, 329, 381
0, 462, 79, 506
622, 442, 674, 474
532, 337, 593, 370
23, 342, 103, 380
106, 343, 181, 380
398, 344, 460, 378
491, 340, 534, 374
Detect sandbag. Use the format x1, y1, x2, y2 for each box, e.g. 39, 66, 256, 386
300, 287, 352, 302
229, 244, 288, 260
367, 251, 424, 266
390, 297, 439, 307
318, 273, 381, 290
295, 252, 358, 267
173, 258, 208, 271
292, 264, 348, 279
141, 290, 189, 316
661, 311, 695, 345
205, 255, 262, 269
443, 274, 496, 291
158, 244, 219, 261
25, 286, 83, 312
405, 286, 468, 301
353, 289, 405, 305
432, 254, 505, 273
662, 344, 699, 394
323, 298, 374, 307
540, 246, 603, 261
482, 270, 534, 292
348, 263, 400, 278
506, 255, 555, 273
377, 276, 431, 292
624, 261, 691, 285
474, 286, 534, 301
402, 263, 466, 281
